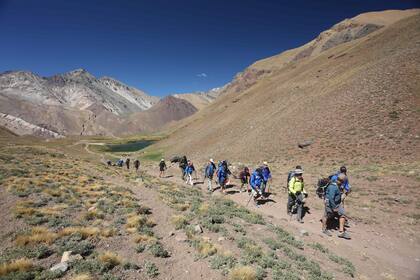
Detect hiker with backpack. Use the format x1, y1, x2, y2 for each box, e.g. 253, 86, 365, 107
134, 159, 140, 172
204, 159, 216, 192
117, 159, 124, 167
249, 168, 264, 207
217, 160, 229, 193
185, 160, 195, 186
287, 168, 307, 223
321, 173, 351, 239
126, 158, 130, 170
179, 156, 188, 180
159, 159, 167, 178
238, 166, 251, 193
330, 166, 351, 198
261, 162, 272, 194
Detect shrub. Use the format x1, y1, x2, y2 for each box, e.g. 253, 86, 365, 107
228, 266, 256, 280
144, 261, 159, 278
98, 252, 122, 270
171, 215, 189, 230
148, 242, 170, 258
0, 258, 33, 276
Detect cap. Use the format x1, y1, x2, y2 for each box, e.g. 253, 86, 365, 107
294, 169, 303, 174
210, 158, 214, 163
263, 161, 268, 166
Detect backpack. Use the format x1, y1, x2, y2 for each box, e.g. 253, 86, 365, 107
287, 171, 295, 185
316, 177, 332, 199
205, 163, 215, 177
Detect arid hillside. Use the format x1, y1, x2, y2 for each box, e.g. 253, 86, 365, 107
0, 70, 199, 137
154, 10, 420, 166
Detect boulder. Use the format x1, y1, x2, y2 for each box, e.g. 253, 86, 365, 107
50, 262, 68, 273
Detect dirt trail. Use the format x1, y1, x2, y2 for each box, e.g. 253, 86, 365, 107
141, 164, 420, 280
102, 171, 224, 280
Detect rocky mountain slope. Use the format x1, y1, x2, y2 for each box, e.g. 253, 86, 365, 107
0, 69, 199, 136
172, 86, 225, 110
154, 9, 420, 165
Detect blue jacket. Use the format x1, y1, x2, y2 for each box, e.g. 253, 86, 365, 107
262, 167, 271, 183
325, 182, 341, 209
205, 163, 216, 178
330, 172, 351, 192
185, 165, 195, 175
217, 166, 227, 183
250, 171, 263, 190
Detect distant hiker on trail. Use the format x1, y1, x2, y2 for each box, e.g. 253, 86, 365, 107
134, 159, 140, 172
204, 158, 216, 192
238, 166, 250, 193
287, 168, 307, 223
261, 162, 272, 194
249, 168, 264, 207
159, 159, 167, 178
321, 173, 351, 239
185, 161, 195, 186
117, 159, 124, 167
125, 158, 130, 170
179, 156, 188, 180
217, 160, 229, 193
107, 160, 112, 166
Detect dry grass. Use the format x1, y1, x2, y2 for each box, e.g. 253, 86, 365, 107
15, 226, 57, 246
0, 258, 33, 276
195, 239, 217, 257
171, 214, 189, 229
72, 274, 93, 280
133, 234, 157, 244
58, 226, 100, 238
228, 266, 256, 280
98, 251, 122, 267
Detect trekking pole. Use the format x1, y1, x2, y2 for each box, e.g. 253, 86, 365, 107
246, 192, 254, 206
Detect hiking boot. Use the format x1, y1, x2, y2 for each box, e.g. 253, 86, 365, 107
337, 231, 351, 239
322, 229, 332, 237
297, 219, 304, 224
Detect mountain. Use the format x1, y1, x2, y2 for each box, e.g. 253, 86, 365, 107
154, 9, 420, 165
0, 69, 198, 137
172, 87, 225, 110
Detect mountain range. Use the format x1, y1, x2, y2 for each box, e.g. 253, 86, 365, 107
0, 69, 204, 137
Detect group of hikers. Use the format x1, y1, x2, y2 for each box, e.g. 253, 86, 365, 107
107, 158, 141, 172
165, 156, 352, 240
107, 155, 351, 239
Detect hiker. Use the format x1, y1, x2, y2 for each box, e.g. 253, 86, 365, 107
287, 168, 307, 223
238, 166, 250, 193
261, 162, 272, 194
185, 160, 195, 186
125, 158, 130, 170
117, 159, 124, 167
204, 158, 216, 192
107, 160, 112, 166
217, 161, 229, 193
179, 156, 188, 180
287, 165, 302, 191
321, 173, 351, 239
134, 159, 140, 172
250, 168, 264, 206
159, 159, 167, 178
331, 166, 351, 197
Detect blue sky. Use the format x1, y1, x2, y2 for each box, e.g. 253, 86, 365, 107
0, 0, 418, 96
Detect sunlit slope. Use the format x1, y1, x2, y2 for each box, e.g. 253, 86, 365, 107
155, 11, 420, 165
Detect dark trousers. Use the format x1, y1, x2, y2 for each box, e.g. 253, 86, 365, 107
287, 193, 304, 221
